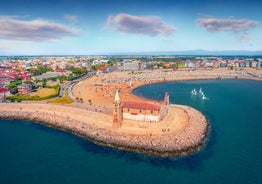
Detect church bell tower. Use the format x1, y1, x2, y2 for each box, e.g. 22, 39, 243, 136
113, 89, 123, 127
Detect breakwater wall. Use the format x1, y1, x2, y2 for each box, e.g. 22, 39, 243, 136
0, 104, 208, 157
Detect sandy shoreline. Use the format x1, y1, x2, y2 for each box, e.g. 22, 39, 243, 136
72, 68, 262, 106
0, 103, 208, 156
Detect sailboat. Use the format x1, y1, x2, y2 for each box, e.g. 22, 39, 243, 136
191, 88, 197, 95
201, 93, 209, 100
191, 87, 210, 100
200, 87, 209, 100
199, 88, 204, 95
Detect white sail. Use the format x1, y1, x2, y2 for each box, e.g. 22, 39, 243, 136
199, 88, 203, 95
191, 88, 197, 95
129, 78, 132, 87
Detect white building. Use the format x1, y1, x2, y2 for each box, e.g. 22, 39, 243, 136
92, 60, 109, 65
118, 60, 145, 71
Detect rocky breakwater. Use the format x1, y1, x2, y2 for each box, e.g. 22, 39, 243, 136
0, 103, 208, 157
108, 104, 209, 156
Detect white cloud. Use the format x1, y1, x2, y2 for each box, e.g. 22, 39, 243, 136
0, 16, 81, 42
161, 37, 175, 43
197, 17, 259, 32
106, 13, 176, 36
0, 41, 23, 50
64, 14, 78, 23
240, 35, 251, 41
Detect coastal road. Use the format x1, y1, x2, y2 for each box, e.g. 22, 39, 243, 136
64, 71, 96, 100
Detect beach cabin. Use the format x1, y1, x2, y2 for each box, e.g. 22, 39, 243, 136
244, 61, 250, 67
257, 60, 261, 69
251, 61, 257, 68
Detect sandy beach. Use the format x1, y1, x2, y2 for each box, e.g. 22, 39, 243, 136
72, 68, 262, 106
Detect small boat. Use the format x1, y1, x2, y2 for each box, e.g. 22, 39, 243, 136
191, 87, 209, 100
191, 88, 197, 95
201, 93, 209, 100
199, 88, 203, 95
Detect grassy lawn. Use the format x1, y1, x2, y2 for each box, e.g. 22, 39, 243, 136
48, 89, 74, 104
31, 88, 56, 97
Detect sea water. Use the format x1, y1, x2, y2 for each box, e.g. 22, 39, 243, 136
0, 79, 261, 184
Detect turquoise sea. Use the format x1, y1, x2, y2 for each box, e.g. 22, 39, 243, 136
0, 79, 261, 184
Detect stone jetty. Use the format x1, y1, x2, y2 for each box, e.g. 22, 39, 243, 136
0, 103, 208, 157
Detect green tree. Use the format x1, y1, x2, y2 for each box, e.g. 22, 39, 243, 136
8, 81, 22, 94
42, 79, 47, 87
33, 66, 54, 76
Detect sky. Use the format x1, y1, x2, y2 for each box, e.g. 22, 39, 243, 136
0, 0, 261, 55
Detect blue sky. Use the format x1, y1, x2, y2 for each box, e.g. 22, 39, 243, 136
0, 0, 261, 55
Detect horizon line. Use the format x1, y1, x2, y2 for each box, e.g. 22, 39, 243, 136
1, 50, 262, 57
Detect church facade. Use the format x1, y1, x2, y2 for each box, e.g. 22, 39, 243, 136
122, 101, 160, 122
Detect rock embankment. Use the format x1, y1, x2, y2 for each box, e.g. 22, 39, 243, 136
0, 103, 208, 157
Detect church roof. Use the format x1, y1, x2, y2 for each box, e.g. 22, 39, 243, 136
123, 101, 160, 111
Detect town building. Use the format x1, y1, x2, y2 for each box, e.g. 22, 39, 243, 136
118, 60, 146, 71
32, 72, 64, 80
0, 88, 10, 101
92, 59, 109, 65
251, 61, 257, 68
17, 83, 32, 95
0, 77, 10, 88
257, 59, 261, 69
